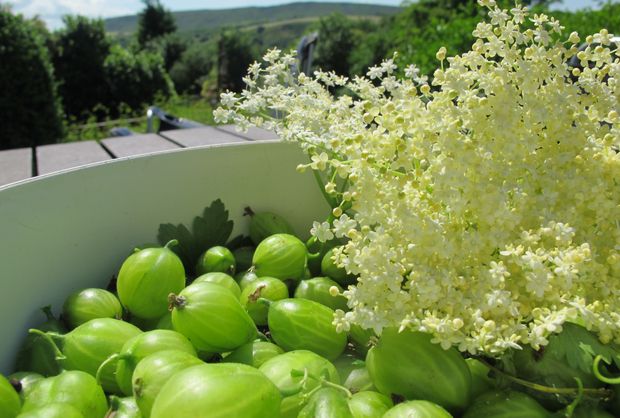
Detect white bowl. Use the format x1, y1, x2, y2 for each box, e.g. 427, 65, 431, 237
0, 141, 329, 373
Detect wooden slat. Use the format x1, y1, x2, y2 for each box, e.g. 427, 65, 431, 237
36, 141, 111, 175
158, 126, 248, 148
216, 125, 279, 141
100, 134, 181, 158
0, 147, 32, 186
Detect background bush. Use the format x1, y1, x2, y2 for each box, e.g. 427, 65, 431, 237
137, 0, 177, 48
1, 1, 619, 149
170, 41, 216, 94
0, 9, 64, 149
217, 30, 257, 93
51, 16, 111, 121
312, 13, 355, 77
103, 44, 175, 116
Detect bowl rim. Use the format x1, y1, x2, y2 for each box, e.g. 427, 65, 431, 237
0, 139, 281, 192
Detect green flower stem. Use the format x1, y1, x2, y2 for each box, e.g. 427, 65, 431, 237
476, 357, 613, 399
295, 368, 353, 399
319, 379, 353, 398
564, 378, 585, 417
312, 168, 338, 209
593, 355, 620, 384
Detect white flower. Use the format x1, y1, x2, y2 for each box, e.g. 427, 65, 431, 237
212, 108, 232, 124
366, 66, 384, 80
436, 47, 447, 61
310, 152, 329, 171
405, 64, 420, 79
380, 58, 397, 75
219, 92, 238, 108
311, 221, 334, 243
217, 5, 620, 355
333, 214, 357, 238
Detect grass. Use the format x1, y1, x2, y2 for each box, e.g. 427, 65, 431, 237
63, 96, 216, 142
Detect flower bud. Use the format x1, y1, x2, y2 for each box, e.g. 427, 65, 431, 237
436, 47, 447, 61
568, 31, 580, 44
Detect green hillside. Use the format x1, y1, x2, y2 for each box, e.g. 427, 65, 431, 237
104, 2, 401, 36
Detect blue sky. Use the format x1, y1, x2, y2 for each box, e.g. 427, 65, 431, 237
7, 0, 605, 30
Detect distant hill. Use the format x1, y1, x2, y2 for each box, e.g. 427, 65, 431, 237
104, 2, 401, 37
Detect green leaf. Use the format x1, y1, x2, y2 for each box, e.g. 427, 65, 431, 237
157, 199, 234, 276
192, 199, 234, 251
157, 223, 196, 270
547, 323, 620, 374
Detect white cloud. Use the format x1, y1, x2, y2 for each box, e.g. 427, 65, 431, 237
11, 0, 141, 29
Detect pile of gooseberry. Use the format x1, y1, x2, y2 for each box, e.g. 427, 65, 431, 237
2, 209, 619, 418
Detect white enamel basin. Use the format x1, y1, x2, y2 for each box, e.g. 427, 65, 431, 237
0, 141, 328, 373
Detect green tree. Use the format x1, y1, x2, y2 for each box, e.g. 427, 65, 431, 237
384, 0, 620, 78
386, 0, 484, 76
216, 30, 257, 93
145, 33, 187, 71
312, 13, 355, 77
103, 45, 175, 116
159, 34, 187, 71
137, 0, 177, 48
0, 9, 64, 149
169, 41, 216, 94
349, 19, 392, 76
549, 2, 620, 38
52, 16, 111, 120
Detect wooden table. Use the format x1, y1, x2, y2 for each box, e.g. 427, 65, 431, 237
0, 125, 278, 187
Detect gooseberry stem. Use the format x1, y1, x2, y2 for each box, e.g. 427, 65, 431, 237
243, 206, 255, 217
168, 293, 186, 310
104, 395, 122, 418
476, 357, 613, 399
40, 305, 56, 321
165, 239, 179, 249
28, 328, 65, 362
96, 353, 120, 384
248, 285, 266, 303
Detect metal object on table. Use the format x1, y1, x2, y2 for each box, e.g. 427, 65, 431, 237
109, 127, 134, 137
294, 32, 319, 76
146, 106, 205, 133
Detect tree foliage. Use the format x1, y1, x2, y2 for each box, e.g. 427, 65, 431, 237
137, 0, 177, 48
51, 16, 111, 120
0, 10, 64, 149
548, 2, 620, 39
169, 41, 216, 94
103, 45, 175, 116
148, 33, 188, 71
217, 30, 257, 93
348, 20, 391, 77
51, 15, 174, 121
312, 13, 355, 77
309, 0, 620, 82
386, 0, 484, 75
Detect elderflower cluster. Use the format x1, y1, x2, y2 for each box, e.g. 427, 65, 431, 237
216, 2, 620, 355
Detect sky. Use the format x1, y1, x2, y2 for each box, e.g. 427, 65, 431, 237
6, 0, 605, 30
